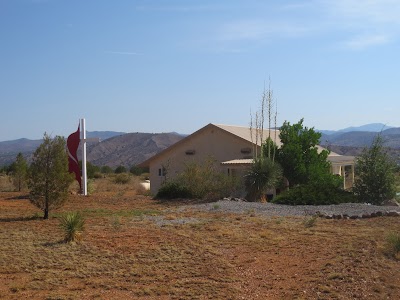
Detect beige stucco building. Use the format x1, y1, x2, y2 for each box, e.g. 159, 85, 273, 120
138, 123, 355, 196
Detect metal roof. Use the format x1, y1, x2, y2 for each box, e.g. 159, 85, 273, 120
213, 124, 282, 147
327, 155, 356, 165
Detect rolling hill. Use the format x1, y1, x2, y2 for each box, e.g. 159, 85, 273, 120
0, 131, 184, 168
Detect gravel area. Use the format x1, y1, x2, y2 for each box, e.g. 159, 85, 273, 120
183, 200, 400, 218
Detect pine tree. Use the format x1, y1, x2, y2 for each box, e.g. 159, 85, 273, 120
12, 152, 28, 191
28, 133, 74, 219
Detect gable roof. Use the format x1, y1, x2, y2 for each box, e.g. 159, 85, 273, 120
213, 124, 282, 147
138, 123, 337, 167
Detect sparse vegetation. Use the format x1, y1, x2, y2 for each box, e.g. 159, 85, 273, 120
303, 214, 318, 228
0, 191, 400, 299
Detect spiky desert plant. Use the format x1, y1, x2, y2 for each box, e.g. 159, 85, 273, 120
245, 157, 282, 202
59, 212, 85, 243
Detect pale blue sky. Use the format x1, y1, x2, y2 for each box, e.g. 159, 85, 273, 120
1, 0, 400, 141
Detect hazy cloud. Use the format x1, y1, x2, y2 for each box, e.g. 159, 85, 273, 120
343, 33, 391, 50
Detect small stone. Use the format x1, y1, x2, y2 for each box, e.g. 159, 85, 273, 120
349, 215, 359, 219
361, 214, 371, 219
376, 211, 383, 217
387, 211, 400, 217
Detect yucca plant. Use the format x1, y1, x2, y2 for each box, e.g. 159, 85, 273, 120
245, 157, 282, 202
59, 212, 85, 243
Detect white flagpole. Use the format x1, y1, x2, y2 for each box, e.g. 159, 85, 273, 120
81, 118, 88, 196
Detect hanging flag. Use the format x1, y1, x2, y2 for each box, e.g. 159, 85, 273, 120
67, 125, 82, 190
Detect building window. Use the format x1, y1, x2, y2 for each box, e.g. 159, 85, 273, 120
158, 167, 166, 176
241, 147, 252, 154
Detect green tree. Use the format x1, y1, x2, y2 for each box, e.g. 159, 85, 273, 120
353, 135, 396, 205
28, 133, 74, 219
101, 165, 113, 174
277, 118, 331, 187
115, 165, 127, 174
130, 165, 148, 176
12, 152, 28, 191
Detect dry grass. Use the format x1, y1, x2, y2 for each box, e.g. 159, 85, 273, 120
0, 189, 400, 299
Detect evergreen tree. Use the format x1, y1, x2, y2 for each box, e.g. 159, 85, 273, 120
28, 133, 74, 219
353, 135, 396, 205
12, 152, 28, 191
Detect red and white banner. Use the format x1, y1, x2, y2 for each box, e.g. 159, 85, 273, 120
67, 125, 82, 190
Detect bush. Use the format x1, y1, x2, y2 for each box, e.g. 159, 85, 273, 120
115, 166, 127, 174
130, 165, 149, 176
385, 232, 400, 259
101, 166, 114, 174
156, 182, 193, 199
272, 175, 357, 205
59, 212, 85, 243
114, 173, 131, 184
93, 172, 103, 179
156, 158, 239, 200
177, 159, 239, 200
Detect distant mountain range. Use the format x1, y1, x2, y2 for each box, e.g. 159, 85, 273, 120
1, 123, 399, 168
318, 123, 393, 135
318, 123, 400, 148
0, 131, 184, 167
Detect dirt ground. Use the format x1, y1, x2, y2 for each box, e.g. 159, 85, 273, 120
1, 190, 400, 300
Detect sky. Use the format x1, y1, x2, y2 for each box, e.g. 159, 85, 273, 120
1, 0, 400, 141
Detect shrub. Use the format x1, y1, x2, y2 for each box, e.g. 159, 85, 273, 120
114, 173, 131, 184
385, 232, 400, 259
93, 172, 103, 179
156, 182, 192, 199
156, 158, 239, 200
115, 166, 127, 174
177, 159, 239, 200
272, 175, 357, 205
130, 165, 149, 176
101, 165, 114, 174
59, 212, 85, 243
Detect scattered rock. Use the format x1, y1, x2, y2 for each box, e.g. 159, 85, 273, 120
387, 210, 400, 217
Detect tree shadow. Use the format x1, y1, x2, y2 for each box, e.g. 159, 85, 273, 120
5, 194, 30, 200
0, 215, 41, 222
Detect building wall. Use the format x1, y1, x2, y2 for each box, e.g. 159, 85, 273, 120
148, 125, 254, 195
